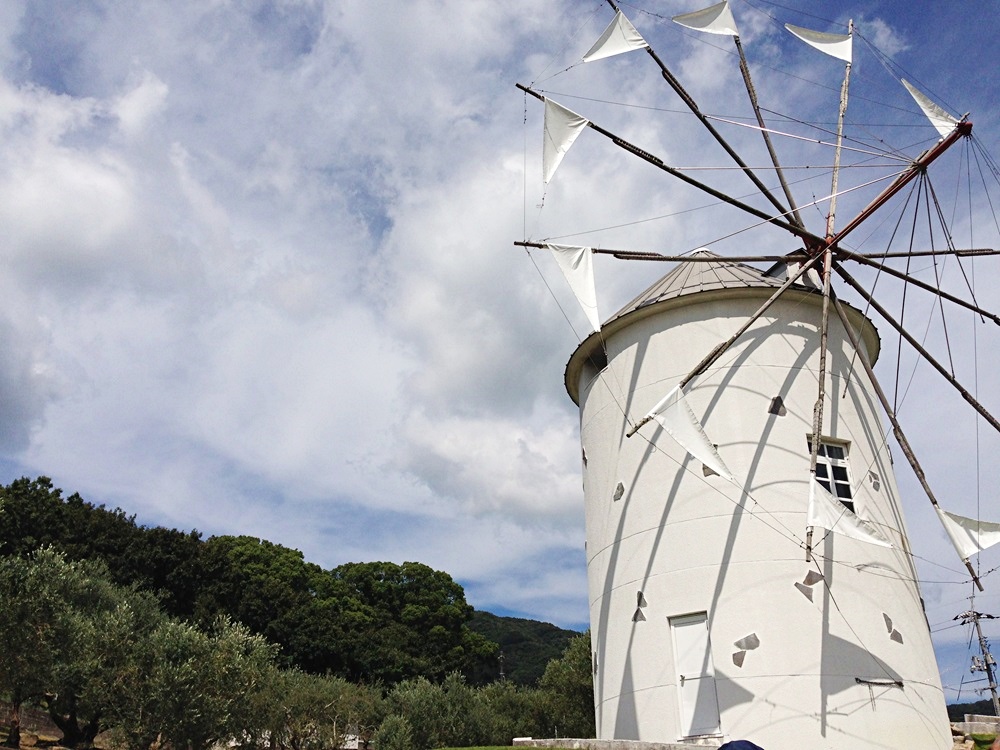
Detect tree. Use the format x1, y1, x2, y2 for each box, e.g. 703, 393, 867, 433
0, 549, 95, 747
120, 525, 204, 618
43, 577, 166, 748
474, 679, 545, 744
0, 477, 204, 620
372, 715, 414, 750
537, 631, 595, 739
193, 535, 343, 673
0, 477, 76, 556
250, 670, 384, 750
110, 617, 279, 750
330, 562, 497, 683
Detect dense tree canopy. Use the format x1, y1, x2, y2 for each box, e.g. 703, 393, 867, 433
0, 478, 596, 750
0, 478, 503, 685
0, 477, 203, 616
330, 562, 497, 683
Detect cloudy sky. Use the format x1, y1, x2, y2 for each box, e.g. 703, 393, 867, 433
1, 0, 999, 701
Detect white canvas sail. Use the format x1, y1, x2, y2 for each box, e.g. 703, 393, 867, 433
902, 79, 959, 138
672, 0, 739, 37
935, 507, 1000, 560
545, 244, 601, 332
808, 479, 892, 547
543, 99, 589, 184
785, 24, 852, 63
645, 385, 734, 481
583, 9, 648, 62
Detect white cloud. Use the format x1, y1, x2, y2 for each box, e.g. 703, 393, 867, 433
114, 70, 168, 138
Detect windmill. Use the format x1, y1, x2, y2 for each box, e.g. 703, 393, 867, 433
516, 1, 1000, 748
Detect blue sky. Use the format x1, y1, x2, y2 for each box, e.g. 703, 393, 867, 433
1, 0, 999, 703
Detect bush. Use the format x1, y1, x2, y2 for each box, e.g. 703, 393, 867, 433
474, 680, 544, 744
373, 715, 414, 750
536, 632, 595, 739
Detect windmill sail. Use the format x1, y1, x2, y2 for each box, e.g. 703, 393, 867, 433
583, 9, 648, 62
902, 79, 959, 137
935, 507, 1000, 560
785, 23, 852, 63
542, 98, 588, 184
545, 244, 601, 332
672, 0, 739, 37
645, 385, 734, 481
808, 479, 893, 547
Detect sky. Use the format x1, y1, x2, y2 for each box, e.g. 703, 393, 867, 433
1, 0, 1000, 703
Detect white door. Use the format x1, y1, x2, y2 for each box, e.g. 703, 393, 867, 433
670, 612, 721, 737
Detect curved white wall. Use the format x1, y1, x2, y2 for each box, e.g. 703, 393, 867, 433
572, 287, 950, 750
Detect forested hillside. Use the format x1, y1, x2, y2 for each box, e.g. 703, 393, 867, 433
0, 477, 595, 750
467, 611, 577, 685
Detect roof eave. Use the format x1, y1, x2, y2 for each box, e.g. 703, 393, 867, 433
565, 285, 881, 405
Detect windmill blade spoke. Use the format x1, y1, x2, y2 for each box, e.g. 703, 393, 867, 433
828, 121, 972, 249
834, 263, 1000, 435
732, 34, 805, 229
600, 0, 797, 224
518, 83, 820, 244
513, 241, 803, 263
829, 291, 984, 591
836, 248, 1000, 325
853, 248, 997, 259
806, 245, 835, 561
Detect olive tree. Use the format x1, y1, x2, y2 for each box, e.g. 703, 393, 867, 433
0, 549, 96, 747
109, 617, 278, 750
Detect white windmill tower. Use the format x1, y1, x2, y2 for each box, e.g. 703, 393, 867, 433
517, 1, 1000, 748
564, 253, 950, 748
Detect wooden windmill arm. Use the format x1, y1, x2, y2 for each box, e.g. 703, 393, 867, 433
834, 263, 1000, 435
828, 291, 984, 591
516, 83, 822, 246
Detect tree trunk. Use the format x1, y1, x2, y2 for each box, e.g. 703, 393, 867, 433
5, 690, 22, 749
48, 707, 101, 748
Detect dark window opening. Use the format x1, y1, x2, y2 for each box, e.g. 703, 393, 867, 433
809, 438, 855, 513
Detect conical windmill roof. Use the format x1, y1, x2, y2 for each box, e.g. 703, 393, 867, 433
564, 249, 880, 405
606, 248, 791, 325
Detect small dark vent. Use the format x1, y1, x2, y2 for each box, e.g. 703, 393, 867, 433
769, 396, 787, 416
869, 471, 881, 491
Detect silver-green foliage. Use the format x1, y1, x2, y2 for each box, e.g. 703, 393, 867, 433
373, 715, 414, 750
109, 616, 278, 750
